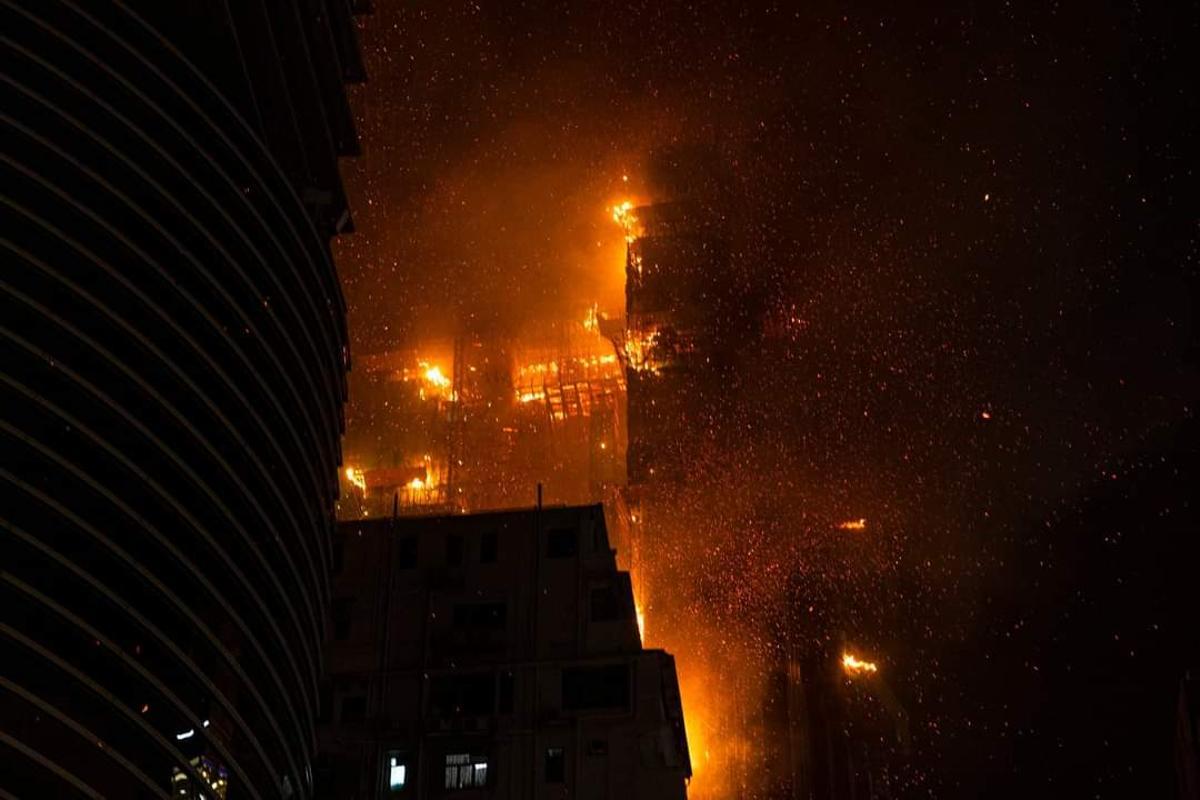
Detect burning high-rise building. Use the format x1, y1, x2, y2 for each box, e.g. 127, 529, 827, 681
616, 187, 910, 797
1, 2, 363, 797
339, 322, 626, 520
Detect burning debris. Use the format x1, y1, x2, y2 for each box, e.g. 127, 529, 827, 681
842, 652, 880, 676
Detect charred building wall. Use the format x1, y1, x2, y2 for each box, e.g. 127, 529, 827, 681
624, 200, 753, 489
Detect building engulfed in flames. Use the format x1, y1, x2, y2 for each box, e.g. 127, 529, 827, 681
337, 183, 910, 798
338, 325, 627, 522
614, 196, 910, 799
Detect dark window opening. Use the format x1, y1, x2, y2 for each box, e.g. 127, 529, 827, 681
397, 535, 418, 569
340, 694, 367, 721
446, 534, 464, 566
562, 664, 630, 711
545, 747, 565, 783
317, 680, 333, 724
332, 597, 354, 641
452, 602, 506, 630
498, 671, 514, 714
589, 586, 629, 622
546, 527, 577, 558
431, 673, 496, 717
480, 531, 498, 563
333, 534, 345, 574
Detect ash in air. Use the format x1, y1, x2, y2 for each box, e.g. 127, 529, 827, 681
335, 3, 1200, 797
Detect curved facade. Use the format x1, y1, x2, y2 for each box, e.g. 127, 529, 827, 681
1, 1, 362, 797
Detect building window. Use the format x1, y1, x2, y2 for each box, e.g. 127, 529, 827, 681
545, 747, 565, 783
546, 528, 577, 558
386, 752, 407, 792
444, 753, 488, 789
446, 534, 464, 567
452, 602, 506, 630
340, 694, 367, 722
589, 586, 627, 622
498, 671, 514, 714
431, 673, 496, 717
397, 535, 418, 569
332, 598, 354, 641
562, 664, 630, 711
333, 534, 345, 574
480, 531, 498, 563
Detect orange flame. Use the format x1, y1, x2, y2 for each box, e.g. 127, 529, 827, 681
837, 518, 867, 531
842, 652, 879, 675
422, 364, 450, 388
611, 200, 639, 243
344, 467, 367, 494
583, 303, 601, 332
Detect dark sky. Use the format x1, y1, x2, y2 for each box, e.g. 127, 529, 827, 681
335, 1, 1199, 796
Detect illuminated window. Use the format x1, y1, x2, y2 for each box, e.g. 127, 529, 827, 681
386, 753, 406, 791
444, 753, 488, 789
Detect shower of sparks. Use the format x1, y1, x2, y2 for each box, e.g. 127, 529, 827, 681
333, 4, 1196, 796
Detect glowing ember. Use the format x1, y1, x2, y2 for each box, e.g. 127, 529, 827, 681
837, 518, 867, 531
842, 652, 879, 675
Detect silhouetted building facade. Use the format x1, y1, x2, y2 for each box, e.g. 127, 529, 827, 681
623, 200, 744, 489
1180, 674, 1200, 800
2, 2, 362, 797
318, 505, 691, 798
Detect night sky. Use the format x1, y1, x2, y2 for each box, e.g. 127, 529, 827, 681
335, 2, 1198, 796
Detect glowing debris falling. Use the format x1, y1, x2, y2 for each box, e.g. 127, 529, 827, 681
842, 652, 879, 675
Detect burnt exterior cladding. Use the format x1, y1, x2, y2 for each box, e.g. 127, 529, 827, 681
321, 505, 691, 799
2, 1, 362, 798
